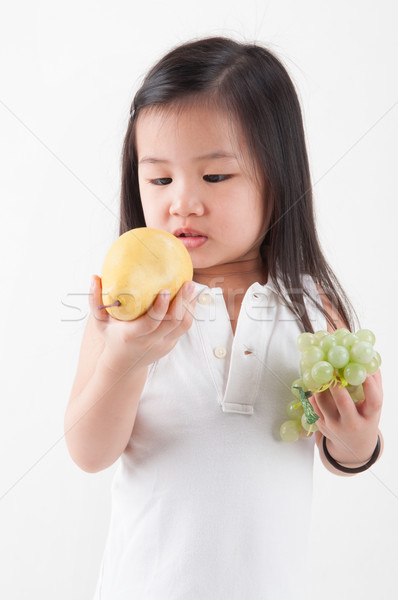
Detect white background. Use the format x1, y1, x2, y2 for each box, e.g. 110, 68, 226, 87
1, 1, 397, 598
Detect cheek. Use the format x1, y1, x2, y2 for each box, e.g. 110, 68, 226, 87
138, 181, 157, 222
215, 205, 239, 237
250, 188, 268, 229
141, 205, 159, 227
140, 199, 168, 229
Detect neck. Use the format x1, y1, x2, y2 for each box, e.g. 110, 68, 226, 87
193, 255, 268, 296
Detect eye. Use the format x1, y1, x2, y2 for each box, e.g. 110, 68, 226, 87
150, 178, 172, 185
203, 174, 231, 183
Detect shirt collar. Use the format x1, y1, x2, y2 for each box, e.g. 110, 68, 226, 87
192, 273, 286, 300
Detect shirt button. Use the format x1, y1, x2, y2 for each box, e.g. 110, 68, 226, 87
214, 346, 227, 359
198, 293, 211, 305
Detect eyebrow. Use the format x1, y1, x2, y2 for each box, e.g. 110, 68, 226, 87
139, 152, 238, 165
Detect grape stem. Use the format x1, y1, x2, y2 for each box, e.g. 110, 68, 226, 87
310, 371, 349, 395
293, 372, 352, 430
293, 386, 319, 424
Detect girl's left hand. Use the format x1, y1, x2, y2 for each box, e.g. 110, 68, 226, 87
310, 369, 383, 465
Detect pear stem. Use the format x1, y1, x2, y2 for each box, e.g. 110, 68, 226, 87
98, 300, 122, 310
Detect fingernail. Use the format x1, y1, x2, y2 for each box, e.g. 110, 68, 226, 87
184, 281, 195, 296
160, 290, 170, 300
90, 275, 96, 290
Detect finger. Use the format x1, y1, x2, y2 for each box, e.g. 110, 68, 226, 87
168, 282, 196, 321
156, 282, 196, 335
138, 283, 191, 335
163, 287, 197, 341
309, 393, 323, 419
143, 289, 172, 328
374, 367, 382, 386
182, 281, 198, 318
89, 275, 109, 322
124, 283, 193, 338
359, 371, 383, 419
311, 388, 339, 422
327, 380, 359, 423
308, 395, 329, 437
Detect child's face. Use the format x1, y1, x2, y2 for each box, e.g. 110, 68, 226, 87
136, 102, 270, 271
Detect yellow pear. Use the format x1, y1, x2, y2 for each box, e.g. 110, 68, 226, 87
100, 227, 193, 321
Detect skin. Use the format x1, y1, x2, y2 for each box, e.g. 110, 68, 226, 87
136, 102, 271, 332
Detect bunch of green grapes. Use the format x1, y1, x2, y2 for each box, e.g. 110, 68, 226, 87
280, 328, 381, 442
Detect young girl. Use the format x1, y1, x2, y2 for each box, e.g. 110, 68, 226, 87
65, 36, 384, 599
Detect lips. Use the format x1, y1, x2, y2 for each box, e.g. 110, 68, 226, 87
173, 227, 207, 238
173, 227, 208, 249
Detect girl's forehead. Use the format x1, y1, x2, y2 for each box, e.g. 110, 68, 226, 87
135, 102, 246, 154
137, 102, 230, 129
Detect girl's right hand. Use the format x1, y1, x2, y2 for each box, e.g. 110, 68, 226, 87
89, 275, 197, 376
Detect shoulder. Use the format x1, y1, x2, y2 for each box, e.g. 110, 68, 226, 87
314, 283, 348, 334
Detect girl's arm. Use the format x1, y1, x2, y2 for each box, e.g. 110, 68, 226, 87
312, 285, 384, 476
64, 313, 149, 473
64, 276, 197, 473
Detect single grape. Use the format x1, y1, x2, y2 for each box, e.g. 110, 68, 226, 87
301, 413, 319, 432
333, 328, 351, 343
286, 399, 304, 420
349, 384, 365, 403
346, 384, 358, 393
341, 333, 358, 350
291, 378, 306, 399
299, 427, 313, 439
301, 345, 325, 368
311, 361, 334, 385
313, 330, 328, 344
319, 334, 337, 354
356, 328, 376, 345
343, 362, 367, 386
366, 357, 379, 375
297, 332, 315, 352
374, 351, 382, 367
350, 341, 374, 364
327, 345, 350, 368
280, 420, 302, 442
302, 369, 319, 390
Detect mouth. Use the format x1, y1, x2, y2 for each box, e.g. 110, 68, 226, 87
173, 228, 208, 249
173, 227, 207, 238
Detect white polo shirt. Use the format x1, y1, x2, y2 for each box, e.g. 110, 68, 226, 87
93, 274, 326, 600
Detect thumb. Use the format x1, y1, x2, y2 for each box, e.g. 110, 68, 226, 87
89, 275, 109, 322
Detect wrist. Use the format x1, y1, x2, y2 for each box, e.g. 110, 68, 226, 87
322, 434, 381, 474
97, 352, 148, 380
325, 436, 379, 467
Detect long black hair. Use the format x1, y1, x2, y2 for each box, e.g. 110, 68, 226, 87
119, 36, 360, 333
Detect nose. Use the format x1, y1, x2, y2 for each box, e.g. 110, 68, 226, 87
168, 182, 205, 217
